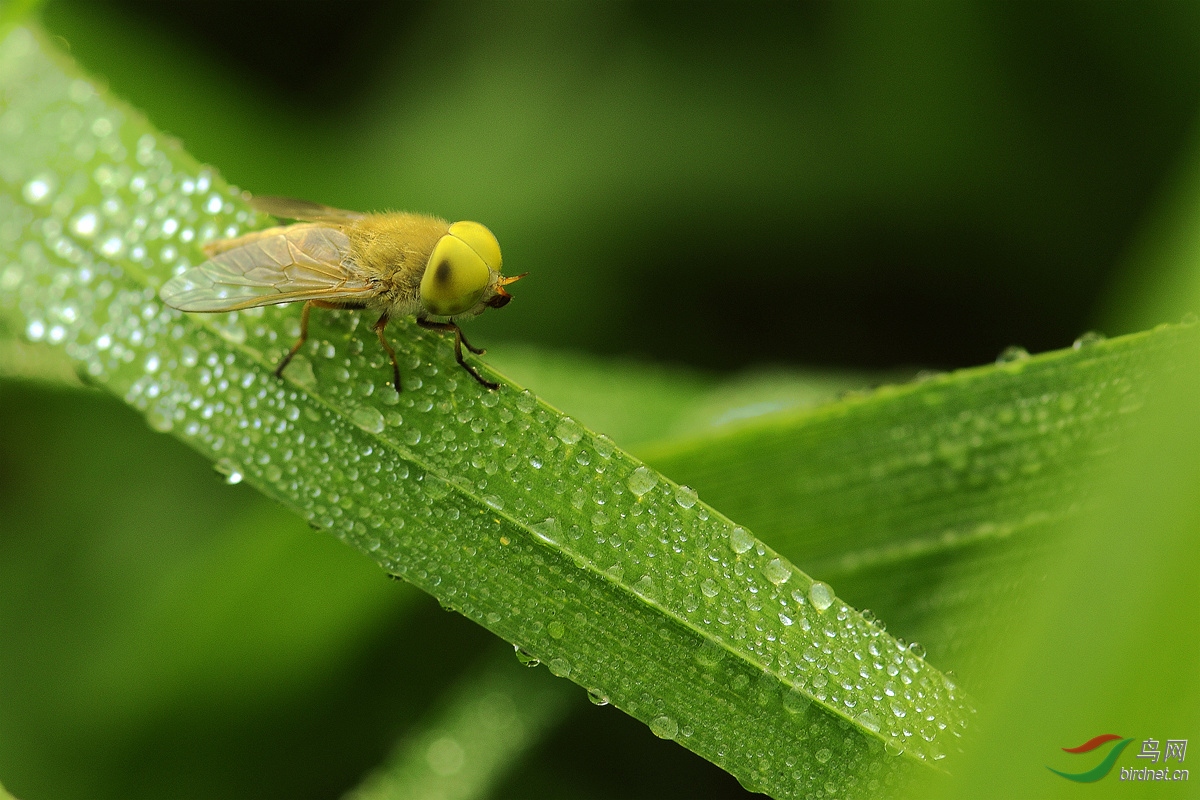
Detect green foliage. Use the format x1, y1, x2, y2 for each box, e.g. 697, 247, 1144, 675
0, 25, 966, 800
3, 6, 1200, 800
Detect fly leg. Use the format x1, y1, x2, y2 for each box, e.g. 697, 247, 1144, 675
275, 299, 367, 380
372, 312, 403, 394
417, 318, 499, 390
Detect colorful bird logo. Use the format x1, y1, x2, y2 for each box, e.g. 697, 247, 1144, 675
1047, 734, 1134, 782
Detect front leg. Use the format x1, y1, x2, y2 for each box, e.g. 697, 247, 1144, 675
416, 318, 499, 390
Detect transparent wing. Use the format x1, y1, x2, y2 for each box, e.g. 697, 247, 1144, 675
160, 224, 375, 312
249, 195, 366, 224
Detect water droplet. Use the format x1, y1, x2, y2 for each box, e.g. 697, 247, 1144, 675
214, 458, 244, 485
594, 435, 615, 458
350, 405, 385, 434
814, 748, 832, 764
994, 345, 1029, 365
694, 639, 726, 668
649, 715, 678, 740
633, 574, 656, 600
783, 688, 809, 716
513, 646, 540, 667
547, 656, 572, 677
515, 390, 536, 413
765, 558, 791, 585
674, 485, 697, 509
856, 710, 881, 733
587, 690, 610, 706
22, 173, 55, 205
70, 209, 98, 238
1072, 330, 1106, 349
530, 517, 561, 545
729, 526, 754, 554
547, 620, 565, 639
99, 235, 123, 257
146, 408, 173, 433
808, 581, 834, 612
700, 578, 720, 597
626, 466, 658, 497
907, 641, 926, 659
555, 417, 583, 444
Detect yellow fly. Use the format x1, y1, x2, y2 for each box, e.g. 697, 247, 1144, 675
159, 195, 524, 392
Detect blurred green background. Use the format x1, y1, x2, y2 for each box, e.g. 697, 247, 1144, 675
4, 1, 1200, 798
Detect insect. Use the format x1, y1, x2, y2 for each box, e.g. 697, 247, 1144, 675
159, 195, 524, 392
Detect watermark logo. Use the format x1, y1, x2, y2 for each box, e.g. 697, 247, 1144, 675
1048, 734, 1133, 783
1048, 735, 1188, 783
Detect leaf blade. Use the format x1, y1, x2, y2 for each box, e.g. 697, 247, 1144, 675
0, 25, 968, 798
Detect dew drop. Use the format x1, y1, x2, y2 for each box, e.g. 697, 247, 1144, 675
626, 466, 658, 497
729, 526, 754, 554
22, 173, 55, 205
994, 345, 1029, 365
765, 558, 792, 585
808, 581, 834, 612
700, 578, 720, 598
530, 517, 561, 545
548, 656, 572, 677
515, 390, 536, 413
694, 639, 726, 668
70, 210, 99, 238
814, 748, 832, 764
633, 574, 656, 600
674, 485, 698, 509
856, 710, 881, 733
1072, 330, 1107, 349
594, 434, 615, 458
350, 406, 385, 434
547, 620, 565, 639
146, 408, 173, 433
513, 646, 540, 667
99, 235, 123, 258
587, 690, 610, 706
555, 417, 583, 445
783, 688, 809, 716
649, 715, 678, 740
214, 458, 244, 485
907, 641, 926, 659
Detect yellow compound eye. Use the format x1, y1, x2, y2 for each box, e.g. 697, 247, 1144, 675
448, 221, 502, 272
420, 234, 490, 316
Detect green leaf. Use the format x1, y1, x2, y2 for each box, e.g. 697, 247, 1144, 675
639, 327, 1194, 678
0, 25, 967, 799
344, 646, 575, 800
488, 344, 886, 450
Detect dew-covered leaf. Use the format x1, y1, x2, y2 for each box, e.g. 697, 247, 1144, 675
639, 324, 1199, 679
0, 26, 968, 799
